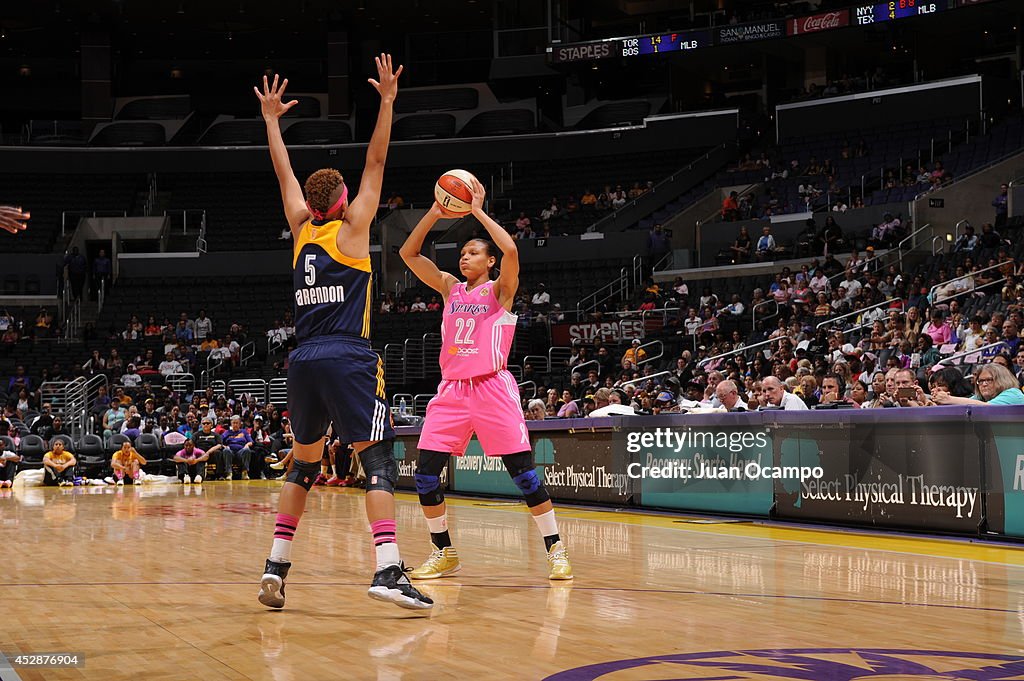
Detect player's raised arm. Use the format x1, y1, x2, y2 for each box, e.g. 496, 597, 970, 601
255, 74, 309, 236
469, 178, 519, 305
399, 203, 460, 299
0, 205, 30, 235
343, 54, 403, 233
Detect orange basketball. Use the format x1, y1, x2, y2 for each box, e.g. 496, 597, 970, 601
434, 169, 476, 215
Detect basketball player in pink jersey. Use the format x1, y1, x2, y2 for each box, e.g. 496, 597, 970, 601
399, 177, 572, 581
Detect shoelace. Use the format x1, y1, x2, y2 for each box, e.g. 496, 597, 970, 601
548, 549, 569, 564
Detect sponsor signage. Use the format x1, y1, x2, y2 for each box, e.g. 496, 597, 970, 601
787, 10, 851, 35
550, 319, 645, 346
773, 422, 982, 532
716, 20, 784, 45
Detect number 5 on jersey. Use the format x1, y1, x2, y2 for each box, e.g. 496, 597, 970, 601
304, 253, 317, 286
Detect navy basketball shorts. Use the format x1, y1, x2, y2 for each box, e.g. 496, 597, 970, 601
287, 335, 395, 446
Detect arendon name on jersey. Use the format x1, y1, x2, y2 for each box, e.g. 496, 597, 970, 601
295, 285, 346, 307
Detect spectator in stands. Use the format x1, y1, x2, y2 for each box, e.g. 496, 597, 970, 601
933, 363, 1024, 406
111, 440, 146, 486
622, 339, 646, 367
102, 399, 126, 438
953, 225, 977, 253
978, 223, 1003, 251
409, 295, 427, 312
531, 284, 551, 311
159, 352, 183, 377
762, 376, 808, 410
993, 183, 1009, 228
174, 319, 194, 343
195, 309, 213, 341
222, 415, 254, 480
64, 247, 87, 300
1001, 321, 1021, 356
386, 192, 404, 210
715, 380, 746, 411
42, 439, 76, 487
721, 191, 739, 222
525, 399, 546, 421
611, 191, 627, 211
922, 311, 952, 347
193, 417, 227, 479
755, 226, 776, 261
29, 403, 53, 436
648, 223, 670, 260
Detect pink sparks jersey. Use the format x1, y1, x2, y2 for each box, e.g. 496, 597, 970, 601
439, 281, 517, 380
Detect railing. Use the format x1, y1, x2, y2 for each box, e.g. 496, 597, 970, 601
209, 380, 227, 396
63, 296, 80, 342
699, 337, 777, 369
548, 346, 573, 374
163, 209, 207, 235
201, 352, 225, 389
97, 278, 106, 316
144, 172, 157, 217
953, 219, 970, 246
196, 211, 208, 253
929, 260, 1012, 304
422, 333, 442, 378
752, 299, 779, 331
239, 341, 256, 367
518, 381, 538, 399
522, 354, 550, 374
267, 333, 284, 357
269, 378, 288, 407
636, 340, 663, 367
632, 255, 644, 292
83, 374, 108, 423
412, 393, 433, 417
897, 223, 933, 269
507, 365, 524, 380
61, 210, 127, 236
228, 378, 268, 403
619, 371, 672, 388
936, 341, 1007, 368
165, 373, 196, 397
569, 359, 600, 378
391, 393, 414, 411
404, 337, 425, 381
577, 267, 630, 313
383, 343, 404, 385
816, 297, 903, 330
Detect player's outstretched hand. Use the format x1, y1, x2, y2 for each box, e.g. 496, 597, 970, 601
368, 53, 403, 103
469, 177, 486, 215
0, 205, 30, 235
254, 74, 298, 121
431, 201, 461, 220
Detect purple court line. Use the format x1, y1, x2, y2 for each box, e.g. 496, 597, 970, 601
0, 582, 1018, 614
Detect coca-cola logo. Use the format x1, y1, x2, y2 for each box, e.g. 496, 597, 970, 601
788, 10, 850, 35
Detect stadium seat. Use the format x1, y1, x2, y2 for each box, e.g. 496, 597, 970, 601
76, 434, 106, 474
18, 434, 46, 466
0, 436, 16, 453
105, 433, 132, 454
135, 433, 163, 473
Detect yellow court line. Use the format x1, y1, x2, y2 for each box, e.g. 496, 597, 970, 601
386, 490, 1024, 568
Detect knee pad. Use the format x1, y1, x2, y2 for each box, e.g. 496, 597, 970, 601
415, 450, 449, 507
502, 451, 550, 508
285, 458, 321, 491
361, 440, 399, 494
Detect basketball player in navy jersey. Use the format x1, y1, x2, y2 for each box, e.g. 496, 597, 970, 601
254, 55, 432, 611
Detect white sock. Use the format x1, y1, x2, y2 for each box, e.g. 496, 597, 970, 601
532, 510, 559, 540
425, 513, 448, 534
375, 542, 401, 570
270, 539, 292, 563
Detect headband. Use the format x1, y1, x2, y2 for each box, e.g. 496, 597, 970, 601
307, 182, 348, 222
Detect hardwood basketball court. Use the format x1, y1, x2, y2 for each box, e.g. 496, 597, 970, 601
1, 482, 1022, 680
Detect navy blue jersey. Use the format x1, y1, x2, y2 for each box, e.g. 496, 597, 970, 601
292, 219, 373, 343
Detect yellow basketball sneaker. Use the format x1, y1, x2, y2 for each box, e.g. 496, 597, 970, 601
546, 541, 574, 580
409, 544, 461, 580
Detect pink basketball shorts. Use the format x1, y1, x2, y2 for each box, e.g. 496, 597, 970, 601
417, 369, 529, 456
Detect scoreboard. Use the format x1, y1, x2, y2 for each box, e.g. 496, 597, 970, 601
853, 0, 945, 24
549, 30, 711, 64
550, 0, 960, 63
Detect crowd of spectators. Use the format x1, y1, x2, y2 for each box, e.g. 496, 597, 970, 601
520, 200, 1024, 419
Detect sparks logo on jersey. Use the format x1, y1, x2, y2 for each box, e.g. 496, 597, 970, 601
480, 288, 490, 296
449, 302, 489, 315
